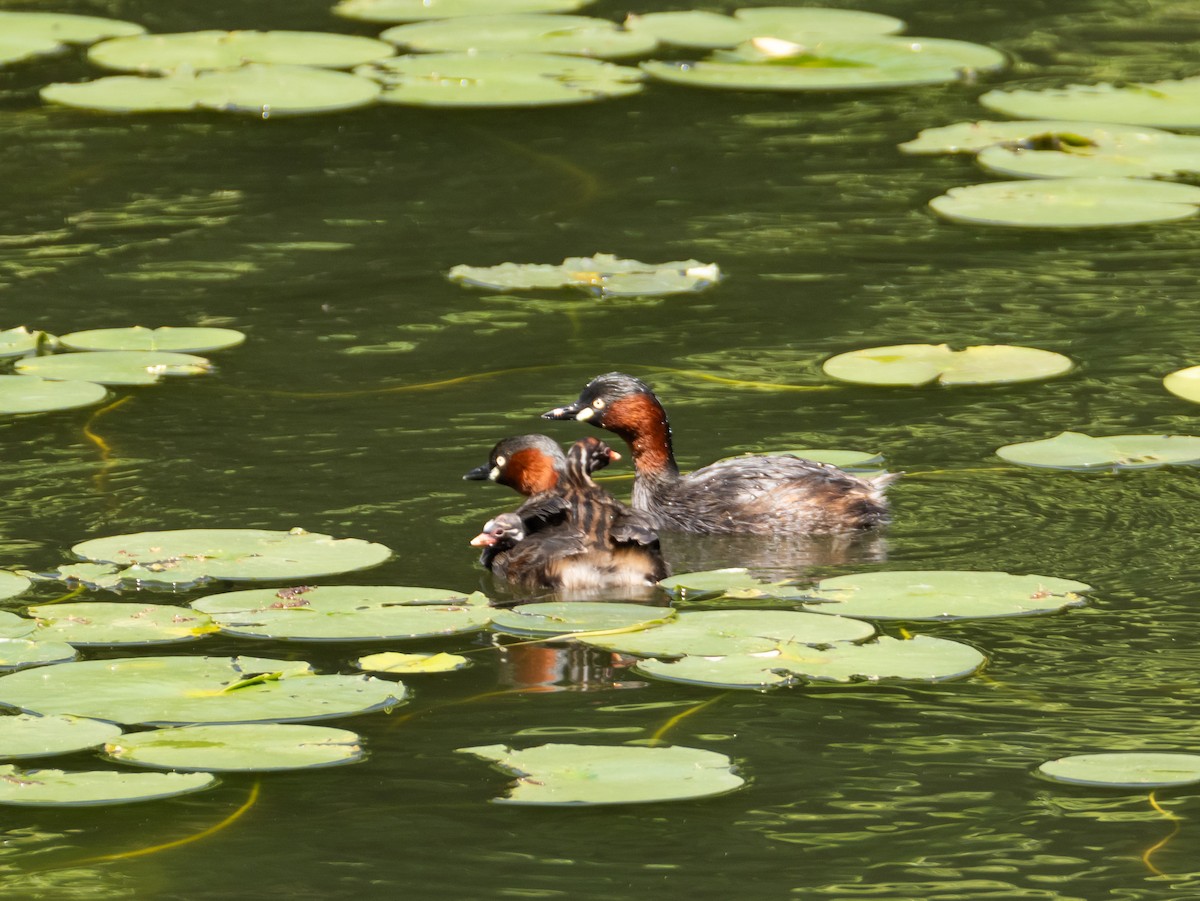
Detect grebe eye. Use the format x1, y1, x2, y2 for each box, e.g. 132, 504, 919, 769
592, 399, 605, 410
495, 455, 507, 467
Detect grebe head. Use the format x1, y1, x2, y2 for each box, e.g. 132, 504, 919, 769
543, 373, 670, 455
463, 434, 567, 496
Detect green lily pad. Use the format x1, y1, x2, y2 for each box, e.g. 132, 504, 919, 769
42, 64, 382, 116
579, 609, 874, 657
0, 765, 214, 807
334, 0, 589, 24
802, 571, 1092, 621
88, 30, 395, 74
996, 432, 1200, 470
981, 76, 1200, 130
490, 602, 675, 638
0, 714, 123, 760
929, 177, 1200, 228
0, 655, 405, 726
0, 12, 146, 46
977, 131, 1200, 180
448, 254, 719, 296
0, 375, 108, 416
0, 327, 47, 359
458, 743, 744, 805
1037, 752, 1200, 788
28, 602, 218, 647
70, 528, 392, 587
0, 36, 64, 67
822, 343, 1073, 387
357, 52, 643, 108
356, 651, 472, 674
1163, 365, 1200, 404
59, 326, 246, 353
105, 723, 364, 772
15, 350, 212, 386
636, 635, 985, 689
624, 7, 903, 50
0, 572, 30, 602
658, 568, 789, 601
41, 562, 124, 590
899, 120, 1172, 155
0, 639, 78, 672
381, 15, 658, 59
0, 612, 34, 639
641, 35, 1005, 92
192, 585, 490, 641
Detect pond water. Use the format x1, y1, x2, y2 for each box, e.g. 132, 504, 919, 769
4, 0, 1200, 896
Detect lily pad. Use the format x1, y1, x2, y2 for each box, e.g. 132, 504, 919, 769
357, 53, 643, 108
980, 76, 1200, 130
0, 36, 64, 67
356, 651, 472, 674
624, 7, 904, 50
0, 639, 78, 672
448, 254, 719, 296
899, 120, 1172, 155
658, 568, 789, 601
0, 714, 123, 760
27, 602, 218, 647
1037, 752, 1200, 788
579, 609, 874, 657
0, 12, 146, 46
334, 0, 590, 24
996, 432, 1200, 471
0, 572, 30, 602
822, 343, 1073, 387
0, 765, 214, 807
15, 350, 212, 386
0, 327, 47, 358
70, 528, 392, 587
636, 635, 985, 689
458, 743, 744, 805
59, 326, 246, 353
381, 15, 658, 59
0, 613, 34, 640
977, 132, 1200, 180
42, 65, 382, 116
801, 571, 1092, 621
88, 30, 395, 74
641, 35, 1005, 92
41, 563, 124, 590
929, 177, 1200, 228
105, 723, 364, 772
192, 585, 490, 641
0, 375, 108, 416
1163, 365, 1200, 404
0, 655, 406, 726
490, 602, 675, 637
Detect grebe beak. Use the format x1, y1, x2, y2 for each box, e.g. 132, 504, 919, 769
608, 449, 621, 461
463, 463, 492, 481
469, 531, 497, 547
541, 402, 582, 420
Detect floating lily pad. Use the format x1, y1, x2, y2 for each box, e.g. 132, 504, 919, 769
0, 765, 214, 807
0, 612, 34, 639
0, 36, 64, 67
334, 0, 589, 24
641, 36, 1005, 92
59, 326, 246, 353
15, 350, 211, 385
801, 571, 1092, 621
1163, 366, 1200, 404
980, 76, 1200, 129
899, 120, 1172, 155
490, 602, 674, 638
996, 432, 1200, 471
357, 52, 643, 108
929, 177, 1200, 228
0, 655, 405, 725
28, 602, 218, 647
192, 585, 490, 641
70, 528, 392, 587
658, 568, 789, 601
42, 64, 382, 116
1037, 752, 1200, 788
0, 714, 122, 760
0, 12, 146, 46
105, 723, 364, 772
381, 15, 657, 59
0, 572, 30, 602
41, 562, 124, 590
977, 132, 1200, 181
579, 609, 874, 657
0, 639, 78, 672
0, 327, 47, 359
624, 7, 903, 50
822, 343, 1073, 387
88, 30, 395, 74
356, 651, 472, 674
459, 743, 744, 805
636, 635, 985, 689
0, 375, 108, 416
448, 254, 719, 296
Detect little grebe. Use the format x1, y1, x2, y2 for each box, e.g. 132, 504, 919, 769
542, 371, 896, 534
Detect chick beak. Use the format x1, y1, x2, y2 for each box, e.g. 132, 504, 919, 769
469, 531, 497, 547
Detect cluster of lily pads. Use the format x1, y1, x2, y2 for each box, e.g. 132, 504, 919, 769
447, 253, 721, 299
0, 325, 244, 416
4, 6, 1006, 116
